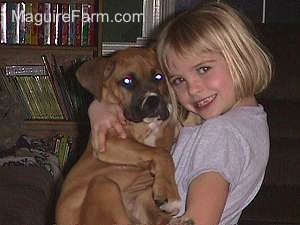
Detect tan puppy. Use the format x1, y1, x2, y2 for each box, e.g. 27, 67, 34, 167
56, 48, 181, 225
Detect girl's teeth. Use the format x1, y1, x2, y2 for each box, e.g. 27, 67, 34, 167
197, 94, 216, 107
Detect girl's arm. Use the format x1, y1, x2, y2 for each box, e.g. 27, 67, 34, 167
184, 172, 229, 225
88, 99, 127, 152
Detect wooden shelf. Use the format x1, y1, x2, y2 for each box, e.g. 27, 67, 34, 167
23, 120, 90, 138
0, 46, 95, 65
5, 0, 95, 3
0, 44, 96, 51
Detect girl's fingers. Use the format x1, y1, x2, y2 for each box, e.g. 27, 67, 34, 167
98, 129, 107, 152
113, 121, 127, 139
91, 127, 99, 150
117, 108, 126, 125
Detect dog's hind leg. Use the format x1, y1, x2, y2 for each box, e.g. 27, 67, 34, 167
80, 175, 131, 225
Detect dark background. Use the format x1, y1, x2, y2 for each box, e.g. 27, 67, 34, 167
103, 0, 300, 42
102, 0, 143, 42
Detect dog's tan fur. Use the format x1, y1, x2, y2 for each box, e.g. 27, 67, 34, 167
56, 48, 182, 225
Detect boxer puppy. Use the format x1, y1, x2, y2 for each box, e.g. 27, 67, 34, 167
56, 47, 181, 225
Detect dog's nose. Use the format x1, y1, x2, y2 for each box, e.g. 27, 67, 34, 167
141, 95, 160, 112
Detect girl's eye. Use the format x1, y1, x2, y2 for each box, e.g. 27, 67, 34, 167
170, 77, 185, 86
120, 75, 136, 89
196, 66, 211, 75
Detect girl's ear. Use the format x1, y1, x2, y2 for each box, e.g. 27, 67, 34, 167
75, 57, 115, 101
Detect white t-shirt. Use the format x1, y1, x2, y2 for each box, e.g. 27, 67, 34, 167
172, 105, 269, 225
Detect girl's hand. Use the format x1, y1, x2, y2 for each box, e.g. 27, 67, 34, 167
88, 99, 127, 152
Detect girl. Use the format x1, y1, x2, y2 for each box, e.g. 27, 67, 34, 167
87, 2, 273, 225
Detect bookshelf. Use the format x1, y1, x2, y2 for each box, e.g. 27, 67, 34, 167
0, 0, 103, 166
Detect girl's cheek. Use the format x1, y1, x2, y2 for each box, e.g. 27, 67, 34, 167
175, 91, 188, 106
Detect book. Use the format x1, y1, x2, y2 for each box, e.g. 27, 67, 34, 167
0, 3, 6, 43
51, 55, 75, 120
69, 2, 77, 46
19, 2, 25, 44
5, 65, 64, 120
50, 3, 59, 45
25, 2, 32, 44
41, 55, 70, 120
38, 3, 44, 45
6, 2, 19, 44
44, 3, 51, 45
61, 3, 69, 46
31, 2, 39, 45
0, 2, 99, 47
57, 135, 71, 169
88, 3, 95, 46
81, 3, 89, 46
57, 3, 63, 45
75, 3, 82, 46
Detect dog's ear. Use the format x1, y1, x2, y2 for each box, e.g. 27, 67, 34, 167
76, 57, 115, 100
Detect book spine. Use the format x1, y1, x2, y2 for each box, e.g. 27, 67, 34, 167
25, 3, 32, 45
6, 65, 46, 76
58, 136, 67, 168
26, 76, 44, 119
51, 56, 74, 120
50, 3, 58, 45
18, 76, 38, 119
69, 3, 76, 46
88, 3, 95, 46
61, 3, 69, 46
42, 55, 69, 120
19, 2, 25, 44
54, 136, 61, 155
41, 76, 64, 119
62, 137, 71, 168
31, 2, 38, 45
0, 3, 6, 43
5, 65, 66, 120
57, 3, 63, 45
32, 75, 48, 119
6, 3, 19, 44
38, 3, 44, 45
44, 3, 51, 45
75, 3, 81, 47
39, 75, 54, 119
81, 3, 89, 46
13, 77, 33, 119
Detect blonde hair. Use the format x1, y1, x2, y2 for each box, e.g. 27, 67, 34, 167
157, 2, 273, 108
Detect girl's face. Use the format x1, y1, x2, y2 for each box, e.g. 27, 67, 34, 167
167, 51, 237, 120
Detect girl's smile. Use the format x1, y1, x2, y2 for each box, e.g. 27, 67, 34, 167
167, 51, 239, 119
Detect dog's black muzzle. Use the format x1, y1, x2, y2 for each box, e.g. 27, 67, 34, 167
124, 91, 170, 123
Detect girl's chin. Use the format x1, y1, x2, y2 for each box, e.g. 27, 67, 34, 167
194, 108, 220, 120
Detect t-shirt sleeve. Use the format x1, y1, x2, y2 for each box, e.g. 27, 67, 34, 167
186, 119, 247, 189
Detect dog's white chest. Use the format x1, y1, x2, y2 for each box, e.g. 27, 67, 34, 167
143, 133, 157, 147
143, 120, 162, 147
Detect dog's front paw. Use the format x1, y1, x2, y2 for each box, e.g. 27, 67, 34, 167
152, 176, 181, 216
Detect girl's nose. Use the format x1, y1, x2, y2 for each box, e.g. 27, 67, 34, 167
187, 79, 203, 96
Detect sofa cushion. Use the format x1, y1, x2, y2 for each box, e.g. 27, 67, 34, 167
0, 166, 55, 225
239, 185, 300, 225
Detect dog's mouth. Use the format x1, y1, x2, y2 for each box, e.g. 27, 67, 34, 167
124, 92, 170, 123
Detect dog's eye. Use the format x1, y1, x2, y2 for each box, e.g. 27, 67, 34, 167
121, 75, 135, 89
153, 73, 164, 82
